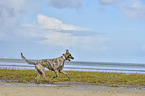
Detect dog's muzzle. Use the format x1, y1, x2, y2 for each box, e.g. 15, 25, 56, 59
68, 56, 74, 61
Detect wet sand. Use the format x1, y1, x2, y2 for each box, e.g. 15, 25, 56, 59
0, 81, 145, 96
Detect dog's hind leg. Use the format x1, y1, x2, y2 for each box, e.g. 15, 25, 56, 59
42, 71, 50, 83
35, 72, 41, 84
35, 64, 50, 83
59, 70, 71, 80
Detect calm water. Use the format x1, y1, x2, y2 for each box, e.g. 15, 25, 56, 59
0, 58, 145, 74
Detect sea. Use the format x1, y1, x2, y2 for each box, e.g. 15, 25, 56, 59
0, 58, 145, 74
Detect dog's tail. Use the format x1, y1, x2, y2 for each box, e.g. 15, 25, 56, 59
21, 53, 36, 65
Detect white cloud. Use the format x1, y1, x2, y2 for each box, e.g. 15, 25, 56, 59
22, 14, 108, 51
48, 0, 83, 9
0, 0, 40, 41
0, 0, 24, 30
0, 0, 108, 52
99, 0, 119, 5
0, 0, 26, 41
119, 0, 145, 19
41, 31, 108, 50
36, 14, 81, 30
99, 0, 145, 20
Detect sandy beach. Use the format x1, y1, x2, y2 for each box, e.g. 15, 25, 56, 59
0, 81, 145, 96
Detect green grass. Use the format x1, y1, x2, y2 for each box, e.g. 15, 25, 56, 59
0, 69, 145, 86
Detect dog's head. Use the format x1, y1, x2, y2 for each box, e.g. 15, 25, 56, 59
63, 50, 74, 61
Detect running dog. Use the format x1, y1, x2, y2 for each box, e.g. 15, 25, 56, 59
21, 50, 74, 83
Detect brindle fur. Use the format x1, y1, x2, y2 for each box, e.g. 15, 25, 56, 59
21, 50, 74, 83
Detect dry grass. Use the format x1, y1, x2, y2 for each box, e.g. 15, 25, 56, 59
0, 69, 145, 86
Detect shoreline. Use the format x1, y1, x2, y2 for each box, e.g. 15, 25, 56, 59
1, 59, 145, 74
0, 81, 145, 96
1, 79, 145, 90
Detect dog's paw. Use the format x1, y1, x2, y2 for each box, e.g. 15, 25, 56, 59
53, 76, 58, 78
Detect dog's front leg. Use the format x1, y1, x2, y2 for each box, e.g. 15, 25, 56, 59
53, 70, 59, 78
59, 70, 71, 80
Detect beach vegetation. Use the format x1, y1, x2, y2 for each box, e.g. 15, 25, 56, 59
0, 69, 145, 86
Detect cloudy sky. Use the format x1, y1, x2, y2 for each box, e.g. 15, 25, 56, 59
0, 0, 145, 63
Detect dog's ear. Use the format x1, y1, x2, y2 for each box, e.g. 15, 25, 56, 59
66, 50, 69, 54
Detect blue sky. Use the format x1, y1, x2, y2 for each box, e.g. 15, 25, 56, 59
0, 0, 145, 63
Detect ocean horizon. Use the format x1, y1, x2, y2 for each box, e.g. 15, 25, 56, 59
0, 58, 145, 74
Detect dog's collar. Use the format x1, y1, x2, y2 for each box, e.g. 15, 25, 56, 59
63, 56, 66, 60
